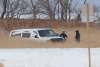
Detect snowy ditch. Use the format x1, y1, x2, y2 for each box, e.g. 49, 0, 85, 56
0, 48, 99, 67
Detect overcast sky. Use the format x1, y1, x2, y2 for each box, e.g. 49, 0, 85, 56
91, 0, 100, 6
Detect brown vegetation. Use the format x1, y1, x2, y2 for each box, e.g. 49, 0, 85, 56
0, 63, 4, 67
0, 19, 98, 31
0, 19, 100, 48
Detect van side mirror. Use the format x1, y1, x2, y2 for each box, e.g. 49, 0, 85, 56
35, 35, 39, 38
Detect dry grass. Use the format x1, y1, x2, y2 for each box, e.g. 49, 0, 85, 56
0, 27, 100, 48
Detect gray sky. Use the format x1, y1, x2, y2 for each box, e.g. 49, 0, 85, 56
91, 0, 100, 6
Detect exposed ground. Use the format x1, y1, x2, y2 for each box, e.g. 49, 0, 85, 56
0, 27, 100, 48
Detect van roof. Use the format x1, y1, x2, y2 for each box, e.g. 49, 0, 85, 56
10, 28, 52, 32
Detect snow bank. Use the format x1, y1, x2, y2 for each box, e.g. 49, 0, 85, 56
0, 48, 99, 67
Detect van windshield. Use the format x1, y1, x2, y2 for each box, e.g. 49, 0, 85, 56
38, 30, 58, 37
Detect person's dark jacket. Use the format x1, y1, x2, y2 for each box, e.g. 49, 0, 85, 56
60, 32, 68, 40
75, 30, 80, 42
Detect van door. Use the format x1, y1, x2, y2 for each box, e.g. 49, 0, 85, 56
22, 31, 31, 39
30, 31, 40, 41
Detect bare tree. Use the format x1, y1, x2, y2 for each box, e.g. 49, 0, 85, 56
68, 0, 73, 22
4, 0, 29, 19
59, 0, 69, 21
37, 0, 58, 20
1, 0, 7, 19
30, 0, 41, 19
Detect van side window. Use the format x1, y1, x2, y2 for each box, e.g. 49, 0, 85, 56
10, 31, 21, 37
22, 32, 31, 38
12, 33, 21, 37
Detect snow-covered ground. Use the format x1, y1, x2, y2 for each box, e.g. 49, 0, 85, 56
0, 48, 99, 67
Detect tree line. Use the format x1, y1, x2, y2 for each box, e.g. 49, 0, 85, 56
0, 0, 99, 22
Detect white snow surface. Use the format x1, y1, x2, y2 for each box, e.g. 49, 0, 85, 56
0, 48, 99, 67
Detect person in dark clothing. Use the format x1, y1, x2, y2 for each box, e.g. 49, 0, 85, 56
60, 31, 68, 40
75, 30, 80, 42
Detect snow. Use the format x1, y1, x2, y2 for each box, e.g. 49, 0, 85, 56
0, 48, 99, 67
91, 48, 100, 67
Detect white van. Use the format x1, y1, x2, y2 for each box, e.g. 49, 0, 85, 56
9, 28, 64, 42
